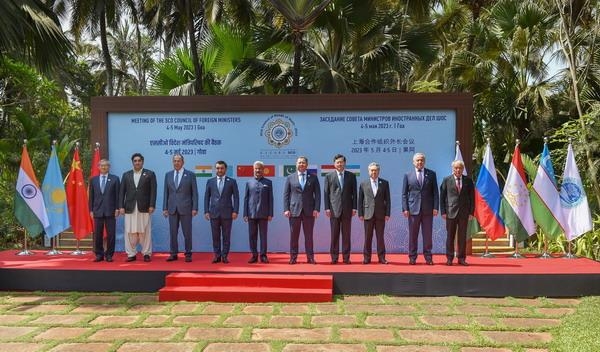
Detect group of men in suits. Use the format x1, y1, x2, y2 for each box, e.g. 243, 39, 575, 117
89, 151, 474, 266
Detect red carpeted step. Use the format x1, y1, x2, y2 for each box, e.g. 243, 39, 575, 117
159, 273, 333, 302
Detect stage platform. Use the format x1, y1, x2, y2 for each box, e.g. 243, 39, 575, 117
1, 250, 599, 297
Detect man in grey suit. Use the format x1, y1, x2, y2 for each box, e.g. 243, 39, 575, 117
440, 160, 474, 266
283, 156, 321, 264
324, 154, 357, 264
89, 159, 120, 262
204, 160, 239, 264
358, 162, 391, 264
118, 153, 157, 262
243, 161, 273, 264
402, 152, 439, 265
162, 153, 198, 262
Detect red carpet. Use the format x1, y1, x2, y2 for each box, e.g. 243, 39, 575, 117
159, 273, 333, 303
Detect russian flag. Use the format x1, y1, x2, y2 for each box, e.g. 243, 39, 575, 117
474, 143, 506, 240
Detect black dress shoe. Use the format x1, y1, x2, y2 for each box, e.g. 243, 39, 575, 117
307, 258, 317, 264
379, 259, 389, 264
185, 256, 192, 263
166, 255, 178, 262
126, 256, 136, 262
248, 256, 258, 263
212, 256, 221, 263
343, 259, 352, 264
289, 258, 297, 265
93, 256, 104, 262
330, 259, 338, 264
222, 257, 229, 264
105, 256, 113, 262
426, 260, 434, 265
143, 255, 151, 262
363, 259, 371, 264
409, 259, 416, 265
446, 260, 453, 266
260, 255, 269, 263
458, 260, 469, 266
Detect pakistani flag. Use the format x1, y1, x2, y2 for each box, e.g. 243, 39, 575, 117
15, 144, 50, 236
560, 144, 592, 241
499, 144, 535, 242
531, 143, 565, 240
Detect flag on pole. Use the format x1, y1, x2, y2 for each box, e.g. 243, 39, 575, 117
455, 141, 480, 237
14, 144, 50, 236
66, 147, 93, 240
531, 143, 565, 240
499, 144, 536, 243
90, 145, 100, 179
560, 143, 592, 240
474, 143, 506, 240
455, 141, 467, 175
42, 144, 70, 238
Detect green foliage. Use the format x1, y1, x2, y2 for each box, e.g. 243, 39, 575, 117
550, 296, 600, 352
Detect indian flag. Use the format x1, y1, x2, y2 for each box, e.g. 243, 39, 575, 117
499, 144, 535, 243
195, 165, 212, 177
14, 144, 50, 236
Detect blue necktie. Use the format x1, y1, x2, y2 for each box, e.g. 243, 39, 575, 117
175, 170, 180, 188
218, 177, 224, 194
300, 173, 306, 190
100, 175, 106, 193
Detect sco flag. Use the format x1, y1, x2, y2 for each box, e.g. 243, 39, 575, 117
474, 143, 505, 240
560, 144, 592, 240
15, 144, 50, 236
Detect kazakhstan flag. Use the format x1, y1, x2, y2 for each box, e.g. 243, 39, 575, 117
42, 145, 70, 238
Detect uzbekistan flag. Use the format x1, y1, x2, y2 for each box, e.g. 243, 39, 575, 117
320, 164, 361, 176
14, 144, 50, 236
499, 144, 535, 243
194, 165, 212, 177
474, 143, 505, 240
560, 144, 592, 241
531, 143, 565, 240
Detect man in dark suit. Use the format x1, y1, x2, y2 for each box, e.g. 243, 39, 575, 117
402, 152, 439, 265
283, 156, 321, 264
89, 159, 120, 262
118, 153, 157, 262
324, 154, 357, 264
243, 161, 273, 264
204, 160, 239, 264
440, 160, 474, 266
358, 162, 391, 264
162, 153, 198, 262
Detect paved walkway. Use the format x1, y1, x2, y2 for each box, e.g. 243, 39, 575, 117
0, 293, 579, 351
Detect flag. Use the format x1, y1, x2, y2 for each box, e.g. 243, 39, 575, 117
499, 144, 535, 243
346, 165, 360, 176
237, 165, 254, 177
455, 142, 479, 236
90, 145, 100, 179
531, 143, 565, 240
42, 145, 70, 238
280, 164, 297, 177
474, 143, 505, 240
194, 165, 212, 177
320, 164, 335, 176
455, 142, 467, 175
560, 144, 592, 240
262, 165, 276, 177
66, 148, 92, 240
307, 165, 318, 177
14, 144, 50, 236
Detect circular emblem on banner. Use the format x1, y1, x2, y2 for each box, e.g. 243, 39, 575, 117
265, 117, 293, 148
20, 184, 38, 199
560, 177, 584, 208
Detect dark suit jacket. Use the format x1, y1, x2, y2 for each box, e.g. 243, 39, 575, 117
89, 174, 120, 217
358, 178, 391, 220
402, 168, 439, 215
283, 172, 321, 217
204, 176, 240, 219
440, 174, 475, 219
119, 168, 157, 213
162, 169, 198, 215
324, 170, 357, 218
243, 177, 273, 219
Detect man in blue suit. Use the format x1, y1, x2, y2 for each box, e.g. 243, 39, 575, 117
283, 156, 321, 264
402, 152, 439, 265
162, 153, 198, 262
89, 159, 120, 262
204, 160, 239, 264
243, 161, 273, 264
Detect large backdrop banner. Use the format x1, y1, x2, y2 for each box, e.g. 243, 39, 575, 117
93, 94, 473, 254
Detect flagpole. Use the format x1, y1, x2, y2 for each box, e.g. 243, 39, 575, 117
481, 236, 495, 258
509, 234, 524, 259
45, 236, 63, 256
563, 240, 577, 259
69, 142, 88, 256
538, 237, 553, 258
16, 227, 34, 256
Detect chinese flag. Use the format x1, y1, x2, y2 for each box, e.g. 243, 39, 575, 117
237, 165, 254, 177
90, 145, 100, 179
66, 148, 93, 240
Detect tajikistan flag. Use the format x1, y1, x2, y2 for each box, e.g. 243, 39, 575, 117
560, 144, 592, 241
14, 144, 50, 236
500, 144, 535, 243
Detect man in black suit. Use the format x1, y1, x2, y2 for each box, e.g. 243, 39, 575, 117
204, 160, 239, 264
89, 159, 120, 262
118, 153, 157, 262
283, 156, 321, 264
440, 160, 475, 266
402, 152, 439, 265
358, 162, 391, 264
163, 153, 198, 262
243, 161, 273, 264
324, 154, 357, 264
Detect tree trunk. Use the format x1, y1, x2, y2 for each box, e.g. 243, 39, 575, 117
186, 0, 203, 95
99, 9, 114, 96
292, 30, 303, 94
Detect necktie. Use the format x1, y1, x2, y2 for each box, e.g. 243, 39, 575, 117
300, 173, 306, 189
372, 180, 378, 195
175, 170, 180, 188
456, 177, 461, 192
218, 177, 224, 194
417, 170, 423, 186
100, 175, 106, 193
338, 172, 344, 188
